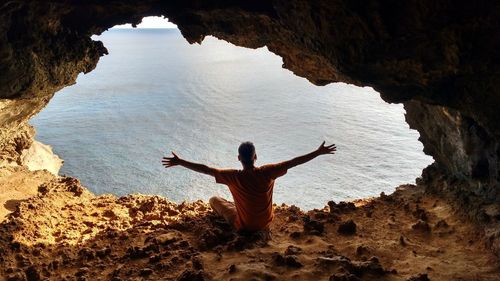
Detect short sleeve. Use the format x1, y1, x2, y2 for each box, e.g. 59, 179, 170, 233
214, 169, 238, 185
261, 162, 288, 179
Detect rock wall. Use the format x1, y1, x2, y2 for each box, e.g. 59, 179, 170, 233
20, 140, 63, 175
405, 101, 499, 184
405, 101, 499, 224
0, 123, 34, 168
0, 1, 498, 213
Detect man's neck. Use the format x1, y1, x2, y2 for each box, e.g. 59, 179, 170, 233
242, 164, 255, 170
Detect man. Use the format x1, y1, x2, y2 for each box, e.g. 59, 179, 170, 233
162, 141, 336, 232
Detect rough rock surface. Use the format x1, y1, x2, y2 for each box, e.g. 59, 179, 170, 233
0, 177, 498, 280
0, 0, 499, 277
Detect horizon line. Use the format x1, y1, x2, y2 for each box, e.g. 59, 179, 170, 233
111, 27, 179, 29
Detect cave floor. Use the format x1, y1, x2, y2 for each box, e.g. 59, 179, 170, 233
0, 170, 498, 280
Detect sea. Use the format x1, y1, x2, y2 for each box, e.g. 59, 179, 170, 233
31, 28, 433, 210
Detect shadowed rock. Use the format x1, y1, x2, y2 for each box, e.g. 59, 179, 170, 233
303, 216, 325, 235
407, 273, 430, 281
412, 220, 431, 233
338, 220, 357, 235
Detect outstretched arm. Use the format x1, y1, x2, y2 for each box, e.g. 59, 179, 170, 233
162, 152, 217, 176
281, 141, 336, 170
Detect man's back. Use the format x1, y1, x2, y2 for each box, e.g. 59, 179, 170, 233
162, 141, 336, 231
214, 163, 287, 231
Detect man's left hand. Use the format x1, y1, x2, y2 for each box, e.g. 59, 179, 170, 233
162, 152, 182, 168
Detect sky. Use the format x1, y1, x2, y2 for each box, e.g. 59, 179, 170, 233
113, 16, 177, 29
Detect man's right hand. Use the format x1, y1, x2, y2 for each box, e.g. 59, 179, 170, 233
162, 152, 217, 176
162, 152, 182, 168
316, 141, 337, 155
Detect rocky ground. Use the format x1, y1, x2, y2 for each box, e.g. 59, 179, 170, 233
0, 169, 498, 281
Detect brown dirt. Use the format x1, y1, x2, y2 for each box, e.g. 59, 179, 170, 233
0, 172, 498, 280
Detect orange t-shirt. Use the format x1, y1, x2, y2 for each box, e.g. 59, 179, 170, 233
214, 163, 288, 231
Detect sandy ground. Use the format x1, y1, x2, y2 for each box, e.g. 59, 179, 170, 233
0, 171, 498, 280
0, 168, 55, 221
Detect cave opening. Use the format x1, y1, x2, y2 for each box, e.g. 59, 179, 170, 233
1, 4, 499, 279
30, 17, 433, 210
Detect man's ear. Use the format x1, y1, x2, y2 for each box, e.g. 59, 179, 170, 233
254, 154, 257, 161
238, 155, 241, 162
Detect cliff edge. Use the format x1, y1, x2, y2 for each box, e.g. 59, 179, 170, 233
0, 171, 497, 280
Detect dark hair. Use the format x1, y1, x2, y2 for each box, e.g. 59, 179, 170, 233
238, 141, 256, 165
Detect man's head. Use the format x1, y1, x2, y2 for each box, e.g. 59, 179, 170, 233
238, 141, 256, 167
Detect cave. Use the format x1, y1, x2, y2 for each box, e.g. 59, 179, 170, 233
0, 1, 499, 280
